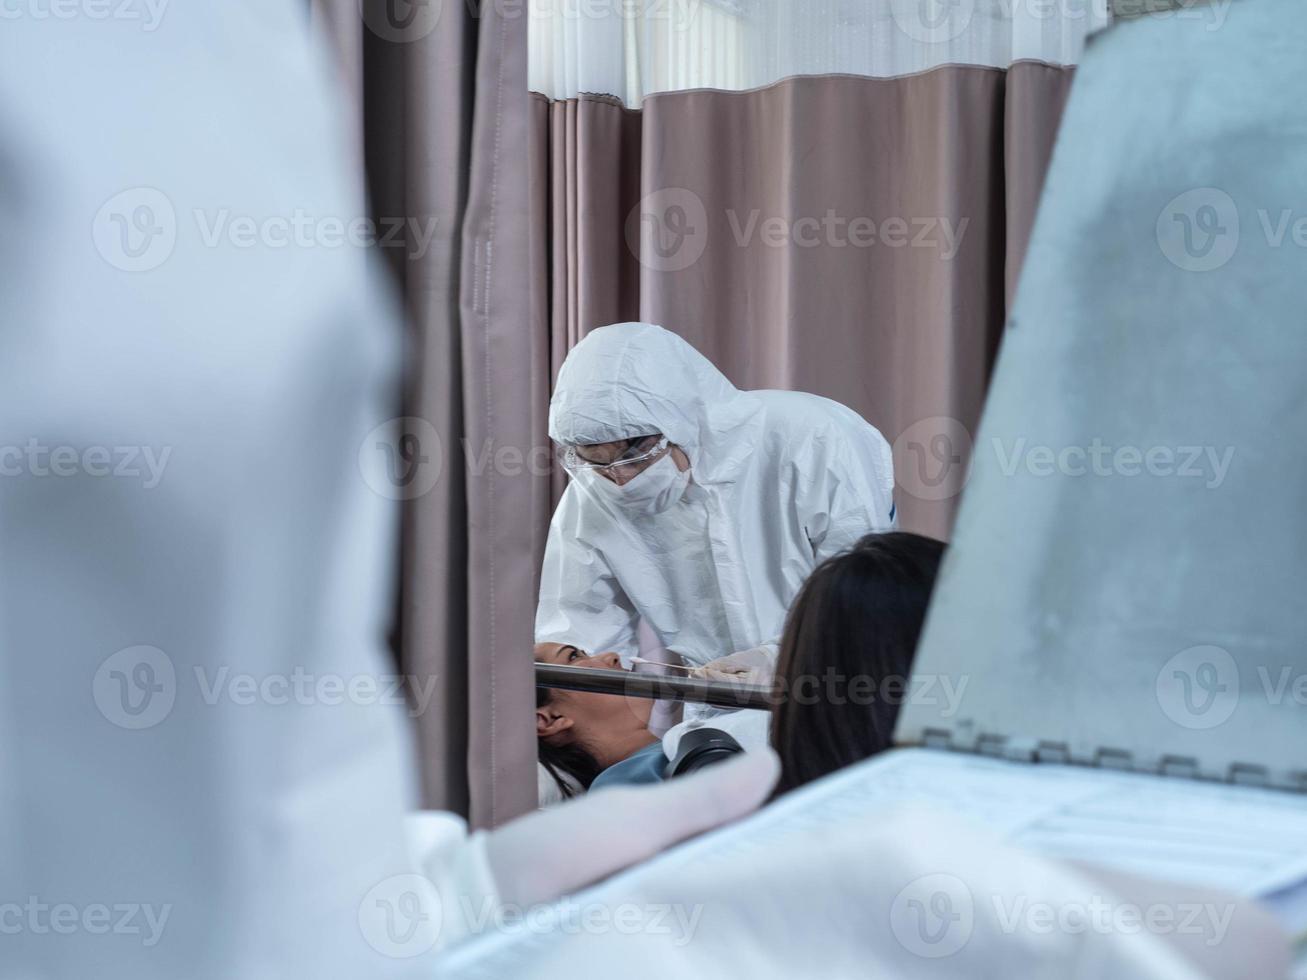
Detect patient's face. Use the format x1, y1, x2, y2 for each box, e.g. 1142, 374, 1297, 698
534, 642, 653, 736
535, 641, 620, 671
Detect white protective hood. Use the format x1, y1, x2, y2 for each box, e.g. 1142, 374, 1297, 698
538, 323, 896, 667
548, 322, 762, 483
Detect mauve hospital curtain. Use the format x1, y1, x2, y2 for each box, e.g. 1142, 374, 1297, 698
312, 0, 543, 828
299, 0, 1106, 825
529, 0, 1108, 538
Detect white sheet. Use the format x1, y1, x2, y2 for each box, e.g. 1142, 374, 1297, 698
439, 749, 1299, 977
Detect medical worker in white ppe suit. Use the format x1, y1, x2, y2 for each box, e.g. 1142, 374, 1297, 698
537, 322, 897, 686
5, 4, 1286, 979
0, 8, 782, 978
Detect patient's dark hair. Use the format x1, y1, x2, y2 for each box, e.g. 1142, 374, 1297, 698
536, 686, 603, 799
770, 531, 945, 795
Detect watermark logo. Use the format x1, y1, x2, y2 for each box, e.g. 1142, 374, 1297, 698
1156, 645, 1239, 730
358, 874, 442, 958
93, 187, 177, 273
360, 0, 443, 42
1158, 188, 1307, 271
626, 187, 709, 273
893, 416, 973, 502
359, 417, 444, 501
890, 872, 974, 958
890, 0, 975, 45
93, 645, 176, 729
94, 651, 442, 725
1156, 188, 1239, 273
93, 189, 440, 271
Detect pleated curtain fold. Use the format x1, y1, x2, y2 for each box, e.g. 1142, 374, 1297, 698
530, 61, 1078, 537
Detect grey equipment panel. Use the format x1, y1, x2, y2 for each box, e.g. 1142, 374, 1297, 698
896, 0, 1307, 792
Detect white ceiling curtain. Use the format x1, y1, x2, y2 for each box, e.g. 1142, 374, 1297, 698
529, 0, 1111, 106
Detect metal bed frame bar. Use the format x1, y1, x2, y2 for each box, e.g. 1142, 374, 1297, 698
535, 662, 772, 711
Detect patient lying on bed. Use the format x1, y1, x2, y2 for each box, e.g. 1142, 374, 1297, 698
535, 643, 663, 798
537, 532, 946, 802
536, 643, 749, 800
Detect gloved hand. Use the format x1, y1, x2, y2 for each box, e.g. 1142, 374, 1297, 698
692, 644, 778, 685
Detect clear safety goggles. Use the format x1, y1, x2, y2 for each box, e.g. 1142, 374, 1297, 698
560, 434, 669, 477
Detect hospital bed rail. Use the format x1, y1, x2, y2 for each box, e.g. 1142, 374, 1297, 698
534, 662, 772, 711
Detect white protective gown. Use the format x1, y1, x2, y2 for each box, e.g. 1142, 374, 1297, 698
0, 8, 434, 979
536, 322, 897, 668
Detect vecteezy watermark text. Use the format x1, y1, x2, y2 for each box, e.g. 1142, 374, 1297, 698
891, 416, 1237, 504
93, 187, 441, 273
0, 898, 171, 947
991, 894, 1234, 947
193, 666, 439, 717
726, 210, 969, 260
891, 873, 1236, 959
0, 0, 169, 30
992, 438, 1235, 489
193, 210, 438, 257
0, 441, 171, 489
769, 670, 968, 715
93, 645, 443, 730
358, 871, 706, 958
465, 897, 704, 944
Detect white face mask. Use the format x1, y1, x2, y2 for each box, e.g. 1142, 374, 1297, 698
589, 451, 691, 516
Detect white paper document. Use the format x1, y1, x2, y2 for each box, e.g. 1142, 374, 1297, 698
610, 748, 1307, 898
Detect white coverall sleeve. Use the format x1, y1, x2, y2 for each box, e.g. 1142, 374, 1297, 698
406, 752, 780, 949
796, 421, 897, 565
696, 421, 897, 682
535, 491, 641, 658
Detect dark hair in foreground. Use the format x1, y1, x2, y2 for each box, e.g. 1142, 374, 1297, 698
536, 686, 603, 799
770, 531, 946, 795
